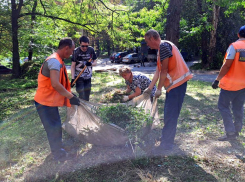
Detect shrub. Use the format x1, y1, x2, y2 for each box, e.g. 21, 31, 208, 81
20, 61, 42, 79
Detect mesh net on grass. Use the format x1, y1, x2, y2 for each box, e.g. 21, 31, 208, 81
63, 93, 159, 147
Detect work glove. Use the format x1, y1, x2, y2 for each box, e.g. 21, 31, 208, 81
69, 95, 80, 106
143, 88, 152, 95
212, 80, 219, 89
155, 89, 162, 98
79, 64, 85, 69
86, 61, 92, 66
71, 79, 75, 88
123, 96, 129, 102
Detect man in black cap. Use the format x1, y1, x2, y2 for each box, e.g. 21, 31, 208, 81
212, 25, 245, 141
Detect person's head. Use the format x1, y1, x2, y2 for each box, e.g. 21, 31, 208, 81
79, 36, 90, 52
119, 66, 132, 81
58, 37, 75, 59
144, 29, 161, 49
238, 25, 245, 38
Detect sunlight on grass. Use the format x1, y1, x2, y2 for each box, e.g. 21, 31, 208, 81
1, 74, 245, 181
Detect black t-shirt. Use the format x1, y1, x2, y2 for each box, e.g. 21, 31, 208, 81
71, 46, 97, 79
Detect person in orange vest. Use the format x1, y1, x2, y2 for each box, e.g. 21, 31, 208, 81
212, 25, 245, 141
34, 38, 80, 162
143, 29, 193, 153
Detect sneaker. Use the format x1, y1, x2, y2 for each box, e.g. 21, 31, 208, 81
218, 133, 237, 141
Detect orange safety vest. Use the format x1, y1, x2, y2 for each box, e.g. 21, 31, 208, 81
157, 40, 193, 92
34, 52, 71, 107
219, 40, 245, 91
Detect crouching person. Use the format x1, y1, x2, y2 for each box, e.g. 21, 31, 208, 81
34, 38, 80, 162
119, 66, 156, 102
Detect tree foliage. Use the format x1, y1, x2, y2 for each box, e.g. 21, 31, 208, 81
1, 0, 245, 76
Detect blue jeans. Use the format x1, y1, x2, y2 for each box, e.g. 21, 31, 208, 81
76, 77, 91, 101
218, 88, 245, 134
161, 82, 187, 148
35, 101, 63, 157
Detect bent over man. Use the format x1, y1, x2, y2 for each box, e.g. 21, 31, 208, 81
34, 38, 80, 162
144, 29, 193, 152
212, 25, 245, 141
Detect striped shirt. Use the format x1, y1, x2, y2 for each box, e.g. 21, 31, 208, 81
159, 42, 173, 62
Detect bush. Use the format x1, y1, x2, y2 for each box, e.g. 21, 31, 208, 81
96, 104, 153, 142
20, 61, 42, 79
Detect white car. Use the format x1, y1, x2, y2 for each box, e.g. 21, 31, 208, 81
122, 53, 140, 64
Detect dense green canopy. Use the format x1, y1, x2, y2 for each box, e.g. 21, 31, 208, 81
0, 0, 245, 77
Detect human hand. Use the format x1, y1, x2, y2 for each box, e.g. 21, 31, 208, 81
71, 79, 75, 87
123, 96, 129, 102
69, 96, 80, 105
212, 80, 219, 89
143, 88, 152, 95
86, 61, 92, 66
155, 89, 162, 98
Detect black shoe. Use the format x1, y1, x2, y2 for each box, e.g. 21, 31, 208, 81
218, 133, 237, 141
235, 132, 240, 137
149, 144, 173, 156
53, 148, 69, 162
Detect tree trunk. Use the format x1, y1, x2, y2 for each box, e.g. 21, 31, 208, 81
11, 0, 23, 78
28, 0, 38, 62
197, 0, 209, 67
165, 0, 184, 47
206, 4, 220, 68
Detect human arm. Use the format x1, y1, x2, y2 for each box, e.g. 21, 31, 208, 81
92, 59, 97, 66
91, 48, 97, 66
71, 61, 76, 80
157, 57, 169, 90
124, 85, 132, 94
123, 87, 141, 101
148, 67, 160, 90
212, 59, 233, 89
216, 59, 234, 81
50, 70, 74, 99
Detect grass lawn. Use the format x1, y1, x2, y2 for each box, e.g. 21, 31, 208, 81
0, 71, 245, 182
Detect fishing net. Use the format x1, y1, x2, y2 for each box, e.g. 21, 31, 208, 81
63, 92, 160, 147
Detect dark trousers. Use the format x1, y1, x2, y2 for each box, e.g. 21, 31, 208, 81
218, 88, 245, 134
161, 82, 187, 148
141, 56, 145, 66
35, 101, 63, 156
76, 77, 91, 101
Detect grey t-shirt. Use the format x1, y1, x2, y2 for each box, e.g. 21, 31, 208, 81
226, 38, 245, 60
41, 58, 61, 77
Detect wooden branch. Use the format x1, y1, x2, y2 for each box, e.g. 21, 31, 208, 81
19, 13, 101, 33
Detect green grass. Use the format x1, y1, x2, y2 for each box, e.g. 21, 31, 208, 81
0, 72, 245, 181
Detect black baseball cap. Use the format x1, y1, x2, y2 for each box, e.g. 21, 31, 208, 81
239, 25, 245, 38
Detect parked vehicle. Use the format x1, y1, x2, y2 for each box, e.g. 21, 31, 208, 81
114, 52, 128, 63
122, 53, 140, 64
110, 53, 117, 63
0, 65, 12, 74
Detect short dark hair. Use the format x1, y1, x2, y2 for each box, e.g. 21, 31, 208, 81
145, 29, 160, 40
79, 36, 89, 44
58, 38, 74, 49
239, 25, 245, 38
